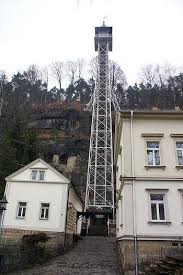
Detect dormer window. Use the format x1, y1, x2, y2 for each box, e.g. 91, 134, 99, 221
31, 170, 37, 180
39, 171, 45, 180
31, 170, 45, 181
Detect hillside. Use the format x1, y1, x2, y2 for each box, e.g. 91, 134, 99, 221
26, 103, 91, 200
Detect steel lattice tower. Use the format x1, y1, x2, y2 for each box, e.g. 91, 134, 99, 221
85, 23, 114, 214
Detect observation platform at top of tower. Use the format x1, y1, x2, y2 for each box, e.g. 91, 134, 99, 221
94, 24, 112, 51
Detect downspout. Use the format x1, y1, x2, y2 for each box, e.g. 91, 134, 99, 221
64, 184, 71, 250
130, 111, 138, 275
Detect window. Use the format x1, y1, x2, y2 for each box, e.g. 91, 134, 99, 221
176, 142, 183, 165
31, 170, 45, 181
31, 170, 38, 180
17, 202, 27, 219
150, 194, 165, 221
39, 171, 45, 181
147, 142, 160, 166
40, 203, 50, 220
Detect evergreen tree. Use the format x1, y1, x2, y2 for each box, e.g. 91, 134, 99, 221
0, 118, 39, 191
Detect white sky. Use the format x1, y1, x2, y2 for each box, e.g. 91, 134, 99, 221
0, 0, 183, 85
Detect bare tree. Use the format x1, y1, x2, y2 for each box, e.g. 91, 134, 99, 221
0, 70, 7, 117
155, 63, 178, 86
77, 58, 86, 79
65, 61, 78, 84
138, 64, 157, 86
50, 61, 65, 91
139, 63, 179, 86
41, 66, 49, 88
89, 57, 127, 88
109, 60, 127, 89
88, 56, 98, 79
40, 66, 49, 103
26, 65, 40, 85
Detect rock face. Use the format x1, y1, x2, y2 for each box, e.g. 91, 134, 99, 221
26, 106, 91, 200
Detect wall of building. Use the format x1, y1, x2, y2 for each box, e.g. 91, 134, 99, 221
10, 161, 68, 183
2, 228, 65, 248
118, 239, 176, 275
3, 181, 68, 232
69, 187, 83, 213
116, 116, 183, 239
117, 117, 183, 178
135, 180, 183, 237
115, 113, 183, 273
132, 118, 183, 177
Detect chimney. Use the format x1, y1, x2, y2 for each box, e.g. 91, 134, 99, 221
52, 155, 59, 168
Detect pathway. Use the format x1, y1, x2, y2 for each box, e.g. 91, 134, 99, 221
8, 236, 122, 275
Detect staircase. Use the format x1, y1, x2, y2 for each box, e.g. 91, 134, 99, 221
143, 255, 183, 275
88, 224, 108, 236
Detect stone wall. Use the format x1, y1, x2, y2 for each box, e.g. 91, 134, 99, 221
1, 228, 69, 251
1, 205, 79, 251
0, 229, 74, 274
118, 239, 177, 275
109, 223, 116, 237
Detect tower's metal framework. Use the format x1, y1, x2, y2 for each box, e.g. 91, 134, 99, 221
85, 23, 114, 213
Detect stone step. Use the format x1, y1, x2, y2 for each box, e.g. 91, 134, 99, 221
88, 225, 108, 236
166, 255, 183, 262
157, 263, 175, 271
162, 258, 183, 267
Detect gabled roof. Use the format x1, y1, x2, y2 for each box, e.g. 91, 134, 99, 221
5, 158, 70, 184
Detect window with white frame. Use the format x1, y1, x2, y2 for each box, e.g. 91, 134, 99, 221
40, 203, 50, 220
150, 194, 165, 221
147, 142, 160, 166
176, 142, 183, 165
39, 171, 45, 180
17, 202, 27, 219
31, 170, 45, 181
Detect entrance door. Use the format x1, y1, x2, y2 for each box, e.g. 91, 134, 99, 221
94, 214, 106, 226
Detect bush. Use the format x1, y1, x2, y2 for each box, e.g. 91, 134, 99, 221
22, 233, 49, 248
73, 234, 82, 242
21, 233, 50, 265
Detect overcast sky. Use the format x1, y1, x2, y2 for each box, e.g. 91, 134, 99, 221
0, 0, 183, 85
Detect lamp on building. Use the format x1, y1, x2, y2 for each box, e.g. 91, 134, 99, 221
0, 195, 8, 213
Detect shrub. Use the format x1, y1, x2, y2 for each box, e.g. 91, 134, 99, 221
22, 233, 49, 248
73, 234, 82, 242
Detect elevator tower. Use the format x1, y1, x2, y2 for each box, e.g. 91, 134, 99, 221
85, 23, 114, 215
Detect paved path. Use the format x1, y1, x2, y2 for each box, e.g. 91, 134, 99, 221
8, 236, 122, 275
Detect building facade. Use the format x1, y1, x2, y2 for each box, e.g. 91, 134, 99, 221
114, 110, 183, 274
2, 158, 83, 249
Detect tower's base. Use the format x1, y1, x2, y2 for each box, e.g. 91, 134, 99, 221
87, 213, 108, 236
80, 211, 115, 236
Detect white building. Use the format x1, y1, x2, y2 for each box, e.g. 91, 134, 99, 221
2, 158, 83, 248
114, 110, 183, 274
